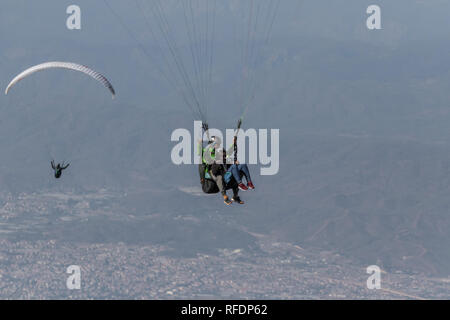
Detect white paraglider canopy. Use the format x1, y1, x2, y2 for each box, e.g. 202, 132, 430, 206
5, 61, 116, 98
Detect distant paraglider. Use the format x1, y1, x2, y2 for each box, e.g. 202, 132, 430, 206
5, 62, 115, 180
5, 61, 116, 98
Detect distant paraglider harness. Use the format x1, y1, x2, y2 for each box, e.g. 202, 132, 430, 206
51, 160, 70, 179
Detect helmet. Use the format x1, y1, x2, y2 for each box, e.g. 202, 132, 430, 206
208, 136, 221, 147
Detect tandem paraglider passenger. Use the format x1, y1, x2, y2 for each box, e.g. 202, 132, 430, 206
225, 160, 255, 191
51, 160, 70, 179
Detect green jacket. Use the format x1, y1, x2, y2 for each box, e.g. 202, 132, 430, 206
198, 141, 234, 169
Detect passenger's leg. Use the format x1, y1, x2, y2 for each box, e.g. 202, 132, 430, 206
229, 164, 242, 184
237, 164, 252, 183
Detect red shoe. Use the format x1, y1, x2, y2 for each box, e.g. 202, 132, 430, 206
247, 181, 255, 190
238, 183, 248, 191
